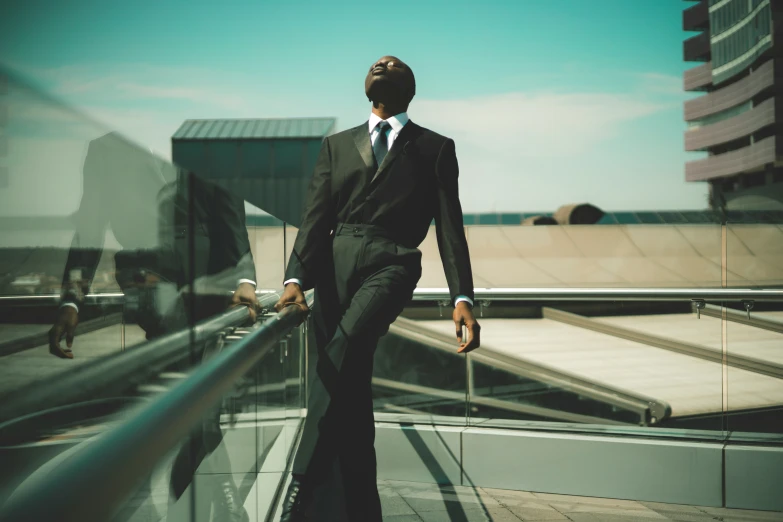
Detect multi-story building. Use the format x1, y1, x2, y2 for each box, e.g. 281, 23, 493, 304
683, 0, 782, 210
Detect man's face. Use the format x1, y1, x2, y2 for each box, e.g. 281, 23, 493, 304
364, 56, 413, 105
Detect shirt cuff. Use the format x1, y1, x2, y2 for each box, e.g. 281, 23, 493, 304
238, 279, 257, 287
284, 278, 303, 288
60, 301, 79, 313
454, 295, 473, 308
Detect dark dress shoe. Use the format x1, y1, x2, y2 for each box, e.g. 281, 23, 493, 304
280, 476, 313, 522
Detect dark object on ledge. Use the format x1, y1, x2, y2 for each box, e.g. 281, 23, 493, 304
521, 215, 558, 226
554, 203, 605, 225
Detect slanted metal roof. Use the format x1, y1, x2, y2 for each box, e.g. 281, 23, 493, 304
172, 117, 336, 140
418, 316, 783, 419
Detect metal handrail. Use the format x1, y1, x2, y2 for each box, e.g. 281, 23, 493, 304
3, 287, 783, 307
412, 287, 783, 302
0, 296, 311, 522
0, 289, 282, 306
0, 292, 125, 306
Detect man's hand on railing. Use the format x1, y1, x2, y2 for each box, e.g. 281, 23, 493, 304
231, 282, 259, 322
454, 301, 481, 354
274, 282, 310, 321
49, 306, 79, 359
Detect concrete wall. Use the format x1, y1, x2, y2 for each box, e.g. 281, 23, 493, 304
373, 419, 783, 511
250, 223, 783, 290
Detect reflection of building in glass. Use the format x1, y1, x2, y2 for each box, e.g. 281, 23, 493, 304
683, 0, 782, 210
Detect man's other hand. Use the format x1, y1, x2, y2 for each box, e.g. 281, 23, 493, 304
49, 306, 79, 359
231, 282, 259, 322
274, 283, 309, 317
454, 301, 481, 354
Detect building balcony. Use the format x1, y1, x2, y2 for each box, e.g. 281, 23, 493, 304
684, 58, 775, 121
685, 97, 776, 151
684, 62, 713, 92
686, 135, 779, 181
684, 31, 710, 62
683, 0, 709, 31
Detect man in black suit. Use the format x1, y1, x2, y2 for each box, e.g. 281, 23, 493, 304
275, 56, 481, 522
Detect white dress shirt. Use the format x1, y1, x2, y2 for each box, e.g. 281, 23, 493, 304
368, 111, 409, 150
285, 112, 472, 308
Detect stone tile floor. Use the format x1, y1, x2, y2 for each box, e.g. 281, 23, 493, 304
378, 480, 783, 522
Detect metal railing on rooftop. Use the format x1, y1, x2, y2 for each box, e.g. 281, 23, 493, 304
0, 290, 311, 522
0, 289, 283, 307
3, 287, 782, 308
412, 287, 783, 302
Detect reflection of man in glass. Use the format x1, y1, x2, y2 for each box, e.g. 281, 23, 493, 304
46, 132, 256, 520
48, 132, 257, 357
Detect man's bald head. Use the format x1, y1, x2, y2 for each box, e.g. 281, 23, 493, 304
364, 56, 416, 109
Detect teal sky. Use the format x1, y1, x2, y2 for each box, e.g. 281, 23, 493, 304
0, 0, 707, 213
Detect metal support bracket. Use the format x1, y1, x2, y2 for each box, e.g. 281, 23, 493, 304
692, 299, 706, 319
742, 299, 755, 320
478, 299, 492, 318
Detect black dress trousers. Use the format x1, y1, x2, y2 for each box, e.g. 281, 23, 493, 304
292, 223, 421, 521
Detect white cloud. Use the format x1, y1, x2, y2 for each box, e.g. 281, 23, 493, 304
4, 60, 254, 112
413, 91, 672, 158
635, 72, 685, 96
3, 61, 704, 212
407, 83, 702, 212
114, 82, 246, 110
2, 61, 262, 158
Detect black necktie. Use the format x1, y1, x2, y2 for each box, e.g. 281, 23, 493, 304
372, 120, 391, 168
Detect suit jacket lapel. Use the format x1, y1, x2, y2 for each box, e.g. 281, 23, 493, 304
371, 122, 416, 184
351, 123, 375, 172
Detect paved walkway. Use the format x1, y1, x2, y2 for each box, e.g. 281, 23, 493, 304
378, 480, 783, 521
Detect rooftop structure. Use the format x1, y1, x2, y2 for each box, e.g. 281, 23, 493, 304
172, 117, 336, 226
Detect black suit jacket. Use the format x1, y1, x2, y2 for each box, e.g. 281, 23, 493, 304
285, 121, 474, 304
